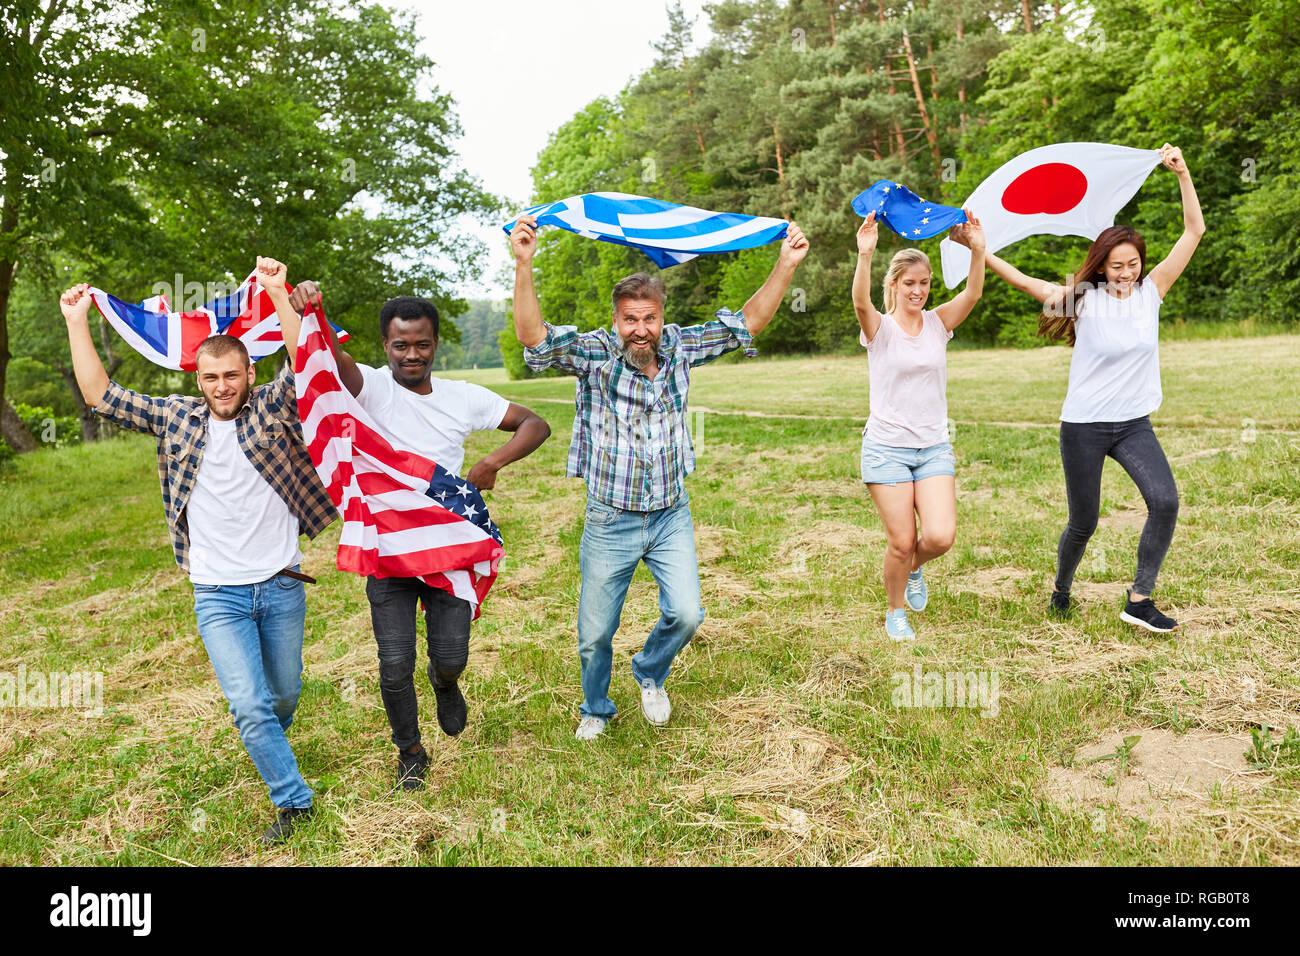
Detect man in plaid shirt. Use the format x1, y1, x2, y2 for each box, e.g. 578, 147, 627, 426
509, 213, 809, 740
59, 262, 336, 847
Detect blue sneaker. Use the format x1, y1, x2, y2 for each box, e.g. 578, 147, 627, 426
885, 608, 915, 641
905, 568, 928, 612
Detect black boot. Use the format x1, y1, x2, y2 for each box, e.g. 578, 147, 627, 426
396, 745, 430, 791
432, 679, 467, 736
260, 806, 314, 847
1048, 589, 1073, 619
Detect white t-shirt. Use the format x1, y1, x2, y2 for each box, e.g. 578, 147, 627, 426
862, 309, 954, 447
1060, 279, 1163, 423
187, 417, 302, 585
355, 364, 510, 475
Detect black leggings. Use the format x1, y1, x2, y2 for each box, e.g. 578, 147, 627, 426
366, 576, 472, 750
1055, 416, 1179, 597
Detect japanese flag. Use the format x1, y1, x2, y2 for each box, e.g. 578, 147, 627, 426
940, 143, 1162, 288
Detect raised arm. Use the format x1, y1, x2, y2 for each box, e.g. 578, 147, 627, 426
935, 211, 986, 332
852, 212, 882, 342
257, 257, 363, 396
465, 402, 551, 491
509, 214, 545, 348
740, 222, 809, 336
60, 284, 110, 404
952, 226, 1062, 304
1146, 144, 1206, 298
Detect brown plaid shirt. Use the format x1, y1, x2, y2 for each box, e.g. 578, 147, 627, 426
94, 359, 338, 572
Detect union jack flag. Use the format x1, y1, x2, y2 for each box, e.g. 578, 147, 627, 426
293, 300, 503, 617
88, 270, 350, 371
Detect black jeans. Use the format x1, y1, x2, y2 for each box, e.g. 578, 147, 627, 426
1056, 416, 1179, 597
366, 576, 472, 750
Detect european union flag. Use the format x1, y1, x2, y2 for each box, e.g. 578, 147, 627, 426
850, 181, 966, 239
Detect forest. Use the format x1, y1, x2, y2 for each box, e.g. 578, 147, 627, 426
499, 0, 1298, 376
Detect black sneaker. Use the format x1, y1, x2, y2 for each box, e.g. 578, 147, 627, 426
1120, 590, 1177, 633
1049, 590, 1073, 619
432, 679, 467, 736
396, 746, 430, 790
260, 806, 313, 846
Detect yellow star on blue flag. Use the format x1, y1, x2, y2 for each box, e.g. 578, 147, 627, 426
851, 180, 966, 239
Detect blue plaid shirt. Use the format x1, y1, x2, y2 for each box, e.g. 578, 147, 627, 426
94, 360, 338, 571
524, 309, 755, 511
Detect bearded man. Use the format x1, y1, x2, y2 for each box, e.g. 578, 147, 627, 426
59, 271, 337, 847
508, 213, 809, 740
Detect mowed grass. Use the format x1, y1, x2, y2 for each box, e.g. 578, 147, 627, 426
2, 334, 1298, 865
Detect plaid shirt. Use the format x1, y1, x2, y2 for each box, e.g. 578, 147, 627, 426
525, 309, 755, 511
94, 360, 338, 572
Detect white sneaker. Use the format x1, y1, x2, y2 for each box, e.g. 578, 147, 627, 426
639, 679, 671, 726
574, 716, 607, 740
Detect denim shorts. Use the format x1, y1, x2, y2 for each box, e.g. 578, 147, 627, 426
860, 436, 956, 485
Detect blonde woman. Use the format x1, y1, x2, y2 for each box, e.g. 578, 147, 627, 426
852, 210, 985, 640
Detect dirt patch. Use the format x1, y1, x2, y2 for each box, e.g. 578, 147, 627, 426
1047, 728, 1268, 818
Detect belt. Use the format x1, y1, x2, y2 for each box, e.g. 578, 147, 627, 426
278, 567, 317, 585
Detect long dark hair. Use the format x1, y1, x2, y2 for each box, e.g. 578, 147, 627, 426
1040, 225, 1147, 345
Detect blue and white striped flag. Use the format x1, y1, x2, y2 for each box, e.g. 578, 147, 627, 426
503, 192, 789, 268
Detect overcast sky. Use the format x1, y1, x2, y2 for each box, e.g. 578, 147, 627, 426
404, 0, 712, 300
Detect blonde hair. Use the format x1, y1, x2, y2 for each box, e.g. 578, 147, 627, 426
882, 249, 932, 314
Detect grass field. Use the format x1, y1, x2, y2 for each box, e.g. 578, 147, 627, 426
2, 334, 1299, 865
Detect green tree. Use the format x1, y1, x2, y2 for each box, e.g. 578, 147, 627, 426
3, 0, 495, 449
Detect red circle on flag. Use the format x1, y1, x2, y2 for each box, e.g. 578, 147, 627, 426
1000, 163, 1088, 215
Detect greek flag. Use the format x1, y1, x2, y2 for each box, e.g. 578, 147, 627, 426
503, 192, 789, 268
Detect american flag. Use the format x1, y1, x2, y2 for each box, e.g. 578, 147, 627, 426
503, 192, 789, 268
293, 301, 503, 617
89, 270, 350, 372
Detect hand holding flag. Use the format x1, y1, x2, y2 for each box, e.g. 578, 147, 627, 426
778, 222, 810, 268
856, 211, 880, 256
947, 210, 986, 254
1160, 143, 1187, 176
509, 214, 538, 265
59, 283, 93, 324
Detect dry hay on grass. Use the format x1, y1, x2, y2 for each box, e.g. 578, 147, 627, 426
1047, 728, 1269, 820
492, 543, 567, 595
1142, 649, 1300, 734
58, 782, 178, 864
954, 565, 1037, 598
1022, 633, 1155, 682
664, 694, 864, 862
740, 445, 825, 469
672, 696, 858, 804
1099, 505, 1149, 532
777, 518, 881, 569
693, 524, 740, 563
797, 653, 875, 697
57, 568, 187, 619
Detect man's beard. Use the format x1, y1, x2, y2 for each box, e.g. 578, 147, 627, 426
203, 383, 251, 417
615, 331, 660, 369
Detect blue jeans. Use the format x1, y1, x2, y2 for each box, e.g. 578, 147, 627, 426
192, 570, 313, 809
577, 493, 704, 720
